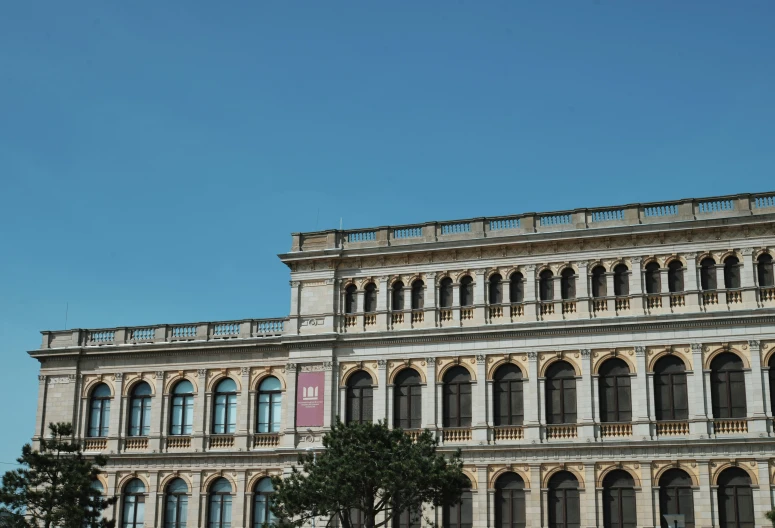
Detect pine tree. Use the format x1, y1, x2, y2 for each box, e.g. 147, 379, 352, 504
271, 420, 465, 528
0, 422, 116, 528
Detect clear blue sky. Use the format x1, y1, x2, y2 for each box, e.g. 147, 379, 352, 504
1, 1, 773, 465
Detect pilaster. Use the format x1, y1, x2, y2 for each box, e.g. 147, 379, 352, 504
282, 363, 298, 448
151, 372, 164, 451
742, 248, 757, 307
194, 369, 207, 450
475, 466, 488, 528
637, 466, 654, 528
578, 349, 595, 440
377, 276, 389, 330
237, 367, 250, 450
424, 358, 437, 431
108, 372, 124, 453
684, 253, 699, 308
689, 344, 709, 436
323, 361, 334, 430
375, 360, 388, 422
633, 347, 651, 437
576, 263, 590, 317
473, 269, 486, 325
523, 265, 538, 322
473, 355, 488, 442
748, 340, 767, 434
524, 352, 540, 441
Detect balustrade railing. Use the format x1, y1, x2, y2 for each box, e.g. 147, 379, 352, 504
404, 429, 423, 443
83, 438, 107, 451
592, 299, 608, 313
213, 323, 240, 337
761, 287, 775, 302
702, 291, 719, 305
87, 331, 114, 345
391, 312, 404, 325
253, 433, 280, 448
510, 304, 524, 317
540, 302, 554, 316
546, 424, 577, 440
129, 328, 155, 342
460, 307, 474, 320
439, 309, 453, 322
440, 222, 470, 235
727, 290, 743, 304
124, 437, 148, 451
647, 295, 662, 309
489, 306, 503, 319
171, 325, 197, 339
209, 435, 235, 449
615, 297, 630, 311
656, 421, 689, 436
442, 428, 472, 443
166, 436, 191, 450
411, 310, 424, 323
492, 426, 524, 441
713, 419, 748, 434
344, 315, 357, 328
600, 423, 632, 438
670, 293, 685, 308
364, 314, 376, 327
562, 301, 577, 314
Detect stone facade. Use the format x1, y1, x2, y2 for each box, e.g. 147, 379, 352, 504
29, 192, 775, 527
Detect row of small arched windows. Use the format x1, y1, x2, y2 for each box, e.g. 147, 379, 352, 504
362, 466, 753, 528
87, 377, 282, 439
342, 253, 775, 312
116, 476, 276, 528
342, 351, 771, 429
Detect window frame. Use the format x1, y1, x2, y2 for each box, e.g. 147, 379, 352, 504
547, 472, 580, 528
494, 473, 526, 528
212, 379, 238, 435
598, 359, 632, 423
489, 273, 503, 304
122, 480, 146, 528
442, 366, 472, 428
393, 369, 422, 430
346, 371, 374, 425
88, 384, 111, 438
411, 280, 424, 310
667, 261, 684, 293
591, 266, 607, 298
252, 478, 276, 528
710, 353, 747, 419
128, 382, 152, 437
164, 479, 189, 528
653, 356, 688, 421
392, 281, 405, 311
256, 377, 282, 434
493, 364, 524, 426
658, 469, 695, 528
545, 362, 577, 425
208, 479, 233, 528
601, 470, 637, 528
170, 381, 195, 436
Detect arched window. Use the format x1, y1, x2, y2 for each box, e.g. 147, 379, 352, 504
653, 356, 688, 421
164, 478, 189, 528
758, 253, 774, 287
440, 278, 453, 308
724, 256, 741, 289
170, 380, 194, 436
700, 257, 717, 290
602, 470, 636, 528
252, 478, 276, 528
509, 272, 524, 304
208, 478, 233, 528
539, 270, 554, 301
346, 371, 373, 424
122, 479, 146, 528
493, 364, 523, 426
128, 382, 152, 437
411, 280, 424, 310
459, 276, 474, 307
257, 376, 282, 433
545, 361, 576, 425
717, 468, 754, 528
494, 472, 525, 528
658, 469, 695, 528
88, 384, 111, 438
598, 359, 632, 423
560, 269, 576, 300
613, 264, 629, 297
345, 285, 357, 314
591, 266, 607, 298
443, 366, 472, 428
769, 354, 775, 417
547, 471, 580, 528
212, 378, 237, 435
489, 274, 503, 304
667, 261, 684, 293
645, 262, 661, 294
443, 476, 472, 528
710, 353, 747, 419
392, 281, 405, 311
364, 283, 377, 313
394, 369, 422, 430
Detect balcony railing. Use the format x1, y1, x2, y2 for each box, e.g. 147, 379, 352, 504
713, 419, 748, 435
166, 436, 191, 450
670, 294, 685, 308
615, 297, 630, 311
124, 437, 148, 451
292, 192, 775, 252
411, 310, 424, 324
460, 307, 474, 321
83, 438, 107, 451
562, 301, 577, 315
442, 428, 472, 443
727, 291, 743, 304
404, 429, 423, 443
492, 426, 524, 441
702, 291, 719, 306
655, 421, 689, 436
761, 287, 775, 302
253, 433, 280, 448
545, 424, 577, 440
208, 435, 235, 449
600, 423, 632, 438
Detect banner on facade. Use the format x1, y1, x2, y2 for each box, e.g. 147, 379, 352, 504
296, 371, 325, 427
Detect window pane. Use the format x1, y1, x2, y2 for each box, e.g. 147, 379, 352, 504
184, 397, 194, 434
257, 397, 269, 433
271, 395, 282, 432
227, 395, 237, 433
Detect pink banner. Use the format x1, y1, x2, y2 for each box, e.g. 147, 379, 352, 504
296, 372, 325, 427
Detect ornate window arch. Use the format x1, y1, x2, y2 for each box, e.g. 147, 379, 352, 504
439, 277, 454, 308
700, 256, 717, 291
644, 261, 661, 294
459, 275, 474, 307
658, 469, 695, 528
393, 368, 422, 430
122, 478, 146, 528
758, 251, 774, 287
653, 355, 688, 421
667, 260, 684, 293
344, 284, 358, 314
489, 273, 503, 304
545, 361, 576, 425
88, 383, 112, 438
494, 472, 525, 528
442, 366, 472, 428
170, 379, 195, 436
128, 381, 152, 437
207, 478, 233, 528
346, 371, 373, 424
164, 478, 189, 528
560, 268, 576, 300
443, 475, 472, 528
591, 265, 607, 298
710, 353, 747, 419
602, 470, 636, 528
363, 282, 378, 313
613, 263, 630, 297
493, 363, 523, 426
212, 378, 238, 435
256, 376, 282, 433
598, 358, 632, 423
391, 280, 405, 311
509, 271, 524, 304
252, 477, 276, 528
723, 255, 741, 289
716, 467, 754, 527
539, 269, 554, 301
410, 279, 425, 310
547, 471, 580, 528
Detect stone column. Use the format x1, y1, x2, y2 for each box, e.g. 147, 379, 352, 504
689, 344, 709, 436
473, 355, 488, 442
375, 360, 388, 423
387, 383, 395, 429
323, 361, 334, 430
237, 367, 251, 450
194, 369, 207, 450
356, 289, 365, 329
108, 373, 124, 453
425, 272, 436, 328
473, 269, 487, 325
763, 364, 772, 418
424, 358, 437, 432
524, 353, 540, 441
684, 253, 699, 308
659, 266, 670, 309
188, 472, 201, 528
232, 470, 246, 528
576, 263, 589, 317
633, 347, 651, 437
282, 363, 297, 447
741, 248, 757, 307
552, 274, 563, 317
528, 465, 542, 526
150, 372, 165, 452
637, 466, 654, 528
288, 280, 301, 335
523, 265, 538, 322
755, 459, 773, 523
715, 263, 728, 305
578, 350, 595, 440
145, 471, 158, 528
452, 282, 461, 326
378, 276, 390, 330
106, 472, 119, 523
630, 257, 644, 314
747, 340, 767, 434
33, 375, 47, 447
582, 463, 597, 528
699, 462, 716, 528
605, 271, 616, 312
475, 466, 488, 528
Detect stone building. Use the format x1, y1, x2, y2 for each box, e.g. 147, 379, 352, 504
29, 192, 775, 528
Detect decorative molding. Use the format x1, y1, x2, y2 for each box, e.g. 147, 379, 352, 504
425, 357, 436, 366
38, 375, 46, 383
154, 371, 164, 379
580, 349, 591, 359
635, 346, 646, 357
691, 343, 703, 354
47, 375, 71, 385
285, 363, 298, 372
749, 340, 761, 351
377, 359, 387, 368
196, 369, 207, 378
322, 362, 334, 371
476, 354, 486, 364
527, 352, 537, 360
240, 367, 250, 376
114, 373, 124, 381
300, 318, 325, 327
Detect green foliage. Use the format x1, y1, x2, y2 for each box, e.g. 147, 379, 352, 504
0, 423, 116, 528
766, 509, 775, 526
271, 420, 465, 528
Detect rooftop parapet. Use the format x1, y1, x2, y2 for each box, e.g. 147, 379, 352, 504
288, 192, 775, 253
37, 318, 286, 350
